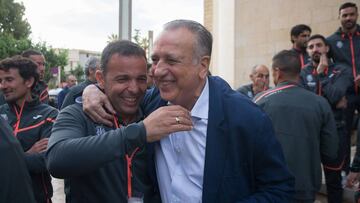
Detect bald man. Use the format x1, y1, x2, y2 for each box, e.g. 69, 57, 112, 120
236, 64, 270, 99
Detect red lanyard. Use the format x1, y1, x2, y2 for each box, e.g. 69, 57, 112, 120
299, 53, 305, 69
348, 33, 358, 94
39, 88, 48, 102
254, 84, 296, 103
13, 100, 26, 137
312, 67, 328, 96
113, 114, 140, 199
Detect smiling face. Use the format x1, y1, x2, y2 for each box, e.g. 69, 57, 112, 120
97, 53, 147, 120
0, 68, 33, 104
151, 27, 209, 110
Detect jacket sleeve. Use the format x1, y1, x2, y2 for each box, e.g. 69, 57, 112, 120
60, 90, 74, 110
46, 106, 146, 178
239, 114, 295, 203
24, 108, 58, 173
319, 98, 339, 161
320, 66, 353, 106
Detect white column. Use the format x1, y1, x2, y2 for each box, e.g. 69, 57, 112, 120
211, 0, 235, 87
119, 0, 132, 40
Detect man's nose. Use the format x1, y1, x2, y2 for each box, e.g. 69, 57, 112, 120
128, 80, 140, 93
153, 62, 168, 77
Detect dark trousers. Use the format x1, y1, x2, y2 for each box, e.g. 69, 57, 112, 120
323, 123, 346, 203
324, 168, 343, 203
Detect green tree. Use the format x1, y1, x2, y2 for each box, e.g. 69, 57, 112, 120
0, 33, 31, 59
33, 42, 68, 82
70, 64, 85, 83
0, 0, 31, 39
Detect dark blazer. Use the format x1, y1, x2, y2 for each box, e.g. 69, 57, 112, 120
143, 76, 294, 203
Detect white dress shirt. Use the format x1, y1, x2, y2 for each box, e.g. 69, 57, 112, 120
155, 78, 209, 203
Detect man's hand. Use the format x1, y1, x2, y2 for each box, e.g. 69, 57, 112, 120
143, 105, 193, 142
336, 96, 347, 109
316, 53, 328, 74
346, 172, 360, 188
354, 75, 360, 87
26, 138, 49, 154
82, 84, 115, 126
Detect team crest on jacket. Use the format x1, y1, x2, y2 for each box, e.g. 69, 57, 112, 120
306, 74, 313, 82
95, 125, 106, 136
336, 41, 343, 48
0, 114, 8, 121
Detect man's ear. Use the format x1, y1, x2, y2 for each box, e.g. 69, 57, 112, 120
95, 70, 105, 89
325, 45, 330, 54
25, 77, 35, 89
199, 56, 210, 79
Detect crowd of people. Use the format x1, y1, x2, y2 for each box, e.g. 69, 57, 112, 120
0, 1, 359, 203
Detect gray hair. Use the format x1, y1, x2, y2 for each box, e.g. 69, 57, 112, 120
163, 19, 213, 61
84, 56, 99, 76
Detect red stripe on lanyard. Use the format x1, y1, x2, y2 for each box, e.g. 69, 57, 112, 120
299, 53, 305, 69
126, 147, 140, 198
39, 88, 48, 102
254, 84, 295, 103
13, 100, 26, 137
349, 34, 358, 94
113, 114, 140, 198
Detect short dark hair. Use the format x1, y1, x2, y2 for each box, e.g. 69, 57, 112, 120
163, 19, 213, 60
21, 49, 43, 58
308, 34, 328, 46
339, 2, 357, 13
0, 56, 39, 89
290, 24, 312, 43
272, 50, 301, 77
100, 40, 146, 73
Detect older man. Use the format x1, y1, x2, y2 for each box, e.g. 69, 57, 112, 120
236, 64, 269, 99
83, 20, 294, 202
60, 57, 100, 109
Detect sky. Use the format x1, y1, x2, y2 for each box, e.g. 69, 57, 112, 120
15, 0, 203, 52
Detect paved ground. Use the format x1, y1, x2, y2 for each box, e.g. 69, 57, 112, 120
52, 178, 65, 203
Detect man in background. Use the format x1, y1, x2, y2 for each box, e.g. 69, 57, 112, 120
57, 74, 77, 109
290, 24, 312, 68
60, 57, 100, 109
236, 64, 269, 99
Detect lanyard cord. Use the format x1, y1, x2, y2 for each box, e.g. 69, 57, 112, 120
348, 33, 358, 94
13, 100, 26, 137
312, 66, 328, 96
254, 84, 296, 103
126, 147, 140, 198
113, 114, 140, 198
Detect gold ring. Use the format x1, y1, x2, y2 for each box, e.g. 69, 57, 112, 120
175, 116, 180, 124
